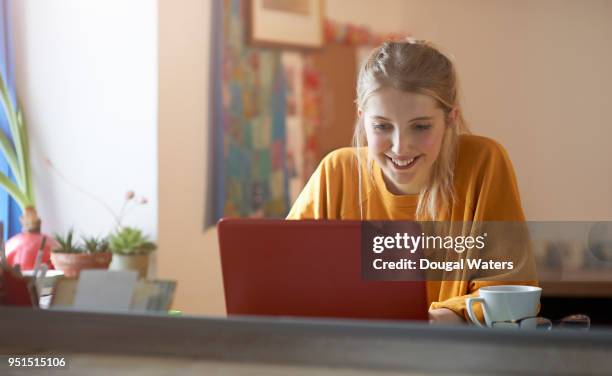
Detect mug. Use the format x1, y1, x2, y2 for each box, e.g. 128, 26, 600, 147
466, 285, 543, 329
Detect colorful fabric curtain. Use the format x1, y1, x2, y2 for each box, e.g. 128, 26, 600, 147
210, 0, 289, 224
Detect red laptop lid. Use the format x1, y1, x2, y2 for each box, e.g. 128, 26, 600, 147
218, 218, 428, 321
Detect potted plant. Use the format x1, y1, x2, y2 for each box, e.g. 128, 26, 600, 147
1, 71, 57, 269
108, 226, 156, 278
50, 230, 112, 278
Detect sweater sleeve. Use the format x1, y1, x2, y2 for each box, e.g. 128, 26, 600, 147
430, 138, 539, 321
430, 279, 540, 322
471, 139, 526, 221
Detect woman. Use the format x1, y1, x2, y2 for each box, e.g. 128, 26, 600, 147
287, 40, 537, 324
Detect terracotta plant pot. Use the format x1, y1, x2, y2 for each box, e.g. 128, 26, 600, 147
50, 252, 113, 278
109, 254, 149, 279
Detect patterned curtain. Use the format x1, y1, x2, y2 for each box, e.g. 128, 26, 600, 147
210, 0, 289, 224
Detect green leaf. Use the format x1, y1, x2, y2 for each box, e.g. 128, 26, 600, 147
0, 171, 28, 210
0, 71, 35, 209
53, 229, 84, 253
0, 128, 23, 188
0, 73, 20, 147
11, 113, 27, 204
17, 109, 35, 205
108, 226, 156, 255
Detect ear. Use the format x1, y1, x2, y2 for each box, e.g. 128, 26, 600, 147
357, 108, 363, 119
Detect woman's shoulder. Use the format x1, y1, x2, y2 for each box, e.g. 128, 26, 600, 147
317, 147, 370, 197
454, 135, 524, 221
458, 134, 506, 154
319, 147, 365, 168
457, 134, 511, 165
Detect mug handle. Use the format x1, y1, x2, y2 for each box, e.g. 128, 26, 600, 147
466, 297, 486, 327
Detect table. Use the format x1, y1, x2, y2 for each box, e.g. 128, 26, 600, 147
1, 307, 612, 375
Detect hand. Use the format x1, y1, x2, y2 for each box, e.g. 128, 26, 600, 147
428, 308, 466, 325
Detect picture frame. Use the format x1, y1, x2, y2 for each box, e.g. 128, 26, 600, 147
247, 0, 325, 49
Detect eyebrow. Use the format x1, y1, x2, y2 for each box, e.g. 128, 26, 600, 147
371, 115, 433, 123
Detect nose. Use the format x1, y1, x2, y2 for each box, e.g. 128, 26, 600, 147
390, 128, 412, 155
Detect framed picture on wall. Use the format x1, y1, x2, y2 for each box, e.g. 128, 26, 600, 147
247, 0, 325, 49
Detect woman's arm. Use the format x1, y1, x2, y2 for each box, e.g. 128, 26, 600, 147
430, 137, 539, 322
429, 308, 466, 325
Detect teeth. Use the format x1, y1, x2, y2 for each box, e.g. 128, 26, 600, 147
392, 157, 415, 166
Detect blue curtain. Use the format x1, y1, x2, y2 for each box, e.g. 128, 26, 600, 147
0, 0, 22, 241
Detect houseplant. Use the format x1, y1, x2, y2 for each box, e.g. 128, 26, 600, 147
108, 226, 156, 278
50, 230, 112, 278
1, 70, 57, 269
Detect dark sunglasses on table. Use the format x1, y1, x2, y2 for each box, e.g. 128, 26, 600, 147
491, 314, 590, 330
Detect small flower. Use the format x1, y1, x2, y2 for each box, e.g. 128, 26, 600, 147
125, 191, 135, 200
139, 197, 148, 205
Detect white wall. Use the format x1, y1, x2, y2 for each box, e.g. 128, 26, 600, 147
12, 0, 158, 238
157, 0, 226, 315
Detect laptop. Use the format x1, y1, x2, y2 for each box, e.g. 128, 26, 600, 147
218, 218, 428, 321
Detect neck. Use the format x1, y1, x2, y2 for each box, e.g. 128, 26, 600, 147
382, 174, 424, 195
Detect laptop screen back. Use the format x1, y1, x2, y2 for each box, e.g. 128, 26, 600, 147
218, 218, 428, 321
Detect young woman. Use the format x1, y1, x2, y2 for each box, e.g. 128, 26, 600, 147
287, 40, 537, 324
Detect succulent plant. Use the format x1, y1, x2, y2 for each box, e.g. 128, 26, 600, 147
108, 226, 156, 255
52, 229, 84, 254
81, 235, 110, 254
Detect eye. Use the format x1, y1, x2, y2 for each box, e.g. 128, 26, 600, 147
414, 124, 431, 131
372, 123, 392, 131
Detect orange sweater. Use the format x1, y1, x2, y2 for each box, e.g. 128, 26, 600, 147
287, 134, 537, 320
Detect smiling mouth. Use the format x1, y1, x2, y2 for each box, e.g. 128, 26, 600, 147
386, 155, 422, 170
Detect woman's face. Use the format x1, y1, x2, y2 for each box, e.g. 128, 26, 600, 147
360, 87, 451, 195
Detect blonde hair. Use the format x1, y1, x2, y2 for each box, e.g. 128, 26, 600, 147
353, 40, 470, 220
